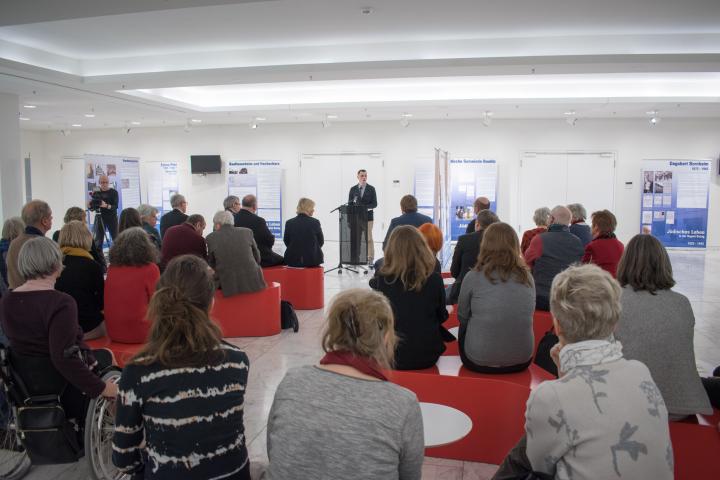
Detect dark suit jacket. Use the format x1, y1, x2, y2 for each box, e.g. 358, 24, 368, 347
448, 230, 485, 303
347, 183, 377, 221
159, 209, 189, 239
382, 211, 433, 250
206, 225, 265, 296
160, 223, 207, 270
465, 219, 477, 234
234, 209, 283, 266
283, 214, 324, 267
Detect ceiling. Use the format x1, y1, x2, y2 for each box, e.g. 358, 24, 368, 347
1, 0, 720, 131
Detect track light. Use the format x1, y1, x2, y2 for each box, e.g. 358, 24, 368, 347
183, 120, 192, 133
566, 117, 578, 127
249, 122, 258, 129
649, 116, 661, 126
322, 119, 331, 128
481, 111, 494, 127
59, 129, 70, 136
400, 117, 410, 128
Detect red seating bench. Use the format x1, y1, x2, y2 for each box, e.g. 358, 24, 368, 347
262, 266, 324, 310
669, 417, 720, 479
211, 282, 281, 337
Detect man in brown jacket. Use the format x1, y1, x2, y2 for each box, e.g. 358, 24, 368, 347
7, 200, 53, 289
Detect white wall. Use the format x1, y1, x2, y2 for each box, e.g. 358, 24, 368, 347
20, 118, 720, 246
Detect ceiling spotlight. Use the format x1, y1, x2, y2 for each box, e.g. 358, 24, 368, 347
131, 121, 141, 125
566, 117, 578, 126
326, 114, 338, 120
190, 118, 202, 123
321, 119, 331, 128
183, 122, 192, 133
19, 117, 29, 121
71, 123, 82, 127
125, 128, 132, 134
400, 118, 410, 128
649, 116, 661, 125
23, 105, 36, 109
249, 122, 258, 129
59, 129, 70, 136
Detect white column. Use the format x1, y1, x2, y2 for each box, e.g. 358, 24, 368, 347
0, 93, 23, 221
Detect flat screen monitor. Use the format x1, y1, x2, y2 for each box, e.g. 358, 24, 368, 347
190, 155, 222, 174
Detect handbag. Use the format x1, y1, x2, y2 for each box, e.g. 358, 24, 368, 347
16, 395, 82, 465
533, 330, 559, 377
280, 300, 299, 332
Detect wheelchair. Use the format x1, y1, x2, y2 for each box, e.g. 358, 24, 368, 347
0, 346, 128, 479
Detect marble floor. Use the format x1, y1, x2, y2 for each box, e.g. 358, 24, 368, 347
23, 244, 720, 479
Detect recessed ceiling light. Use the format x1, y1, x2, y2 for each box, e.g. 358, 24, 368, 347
326, 114, 338, 119
190, 118, 202, 123
23, 105, 36, 109
131, 121, 141, 125
645, 110, 658, 115
84, 113, 95, 118
71, 123, 82, 127
564, 110, 576, 116
400, 113, 413, 118
255, 116, 266, 121
19, 117, 30, 121
360, 7, 375, 15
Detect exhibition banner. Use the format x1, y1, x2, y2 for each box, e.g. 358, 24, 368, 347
449, 159, 498, 240
414, 168, 435, 220
146, 162, 179, 217
228, 161, 283, 237
84, 154, 141, 237
640, 159, 711, 248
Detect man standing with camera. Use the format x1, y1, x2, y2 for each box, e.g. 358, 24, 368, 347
90, 174, 119, 249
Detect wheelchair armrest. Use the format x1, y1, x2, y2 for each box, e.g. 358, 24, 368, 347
25, 394, 62, 405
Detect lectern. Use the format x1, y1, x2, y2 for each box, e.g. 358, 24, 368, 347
325, 204, 369, 274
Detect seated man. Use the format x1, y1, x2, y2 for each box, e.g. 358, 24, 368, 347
524, 205, 584, 310
160, 214, 207, 270
206, 211, 266, 296
159, 193, 188, 239
464, 196, 490, 234
235, 194, 284, 267
448, 210, 499, 304
382, 195, 432, 251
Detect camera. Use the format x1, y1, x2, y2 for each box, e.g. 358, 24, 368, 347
89, 191, 103, 212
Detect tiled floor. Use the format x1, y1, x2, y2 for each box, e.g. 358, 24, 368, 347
23, 244, 720, 479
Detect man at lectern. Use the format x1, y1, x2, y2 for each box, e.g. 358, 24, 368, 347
347, 169, 377, 265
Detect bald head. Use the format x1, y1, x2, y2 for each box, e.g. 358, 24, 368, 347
241, 194, 257, 212
474, 197, 490, 214
98, 175, 110, 191
550, 205, 572, 226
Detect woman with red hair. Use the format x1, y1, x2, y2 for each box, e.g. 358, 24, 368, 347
418, 222, 442, 273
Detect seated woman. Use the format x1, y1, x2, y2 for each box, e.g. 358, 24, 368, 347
206, 211, 265, 296
118, 207, 142, 233
418, 222, 442, 274
138, 203, 162, 251
0, 216, 24, 291
55, 220, 106, 340
370, 226, 448, 370
520, 207, 549, 254
615, 234, 711, 419
52, 206, 106, 272
494, 264, 672, 480
0, 237, 117, 437
283, 198, 324, 267
582, 209, 624, 277
267, 289, 423, 480
113, 255, 250, 479
105, 227, 160, 343
457, 222, 535, 373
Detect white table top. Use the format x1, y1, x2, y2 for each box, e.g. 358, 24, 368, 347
420, 402, 473, 447
448, 326, 459, 338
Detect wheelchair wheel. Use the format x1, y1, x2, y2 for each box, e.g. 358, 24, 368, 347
85, 370, 128, 480
0, 394, 31, 479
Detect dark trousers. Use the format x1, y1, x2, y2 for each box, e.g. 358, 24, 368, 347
94, 211, 118, 249
492, 434, 553, 480
535, 295, 549, 311
260, 251, 285, 268
458, 325, 532, 374
702, 376, 720, 409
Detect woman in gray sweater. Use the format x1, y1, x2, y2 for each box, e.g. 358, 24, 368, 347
266, 289, 424, 480
457, 222, 535, 373
615, 234, 711, 419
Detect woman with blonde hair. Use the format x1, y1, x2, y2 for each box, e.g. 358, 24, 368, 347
55, 220, 106, 339
283, 197, 324, 267
267, 288, 423, 479
457, 222, 535, 373
113, 255, 250, 479
370, 225, 448, 370
52, 206, 106, 272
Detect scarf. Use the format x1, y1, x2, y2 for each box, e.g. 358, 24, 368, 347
60, 246, 94, 260
319, 350, 387, 381
559, 337, 624, 373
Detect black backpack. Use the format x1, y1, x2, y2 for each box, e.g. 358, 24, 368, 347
280, 300, 299, 332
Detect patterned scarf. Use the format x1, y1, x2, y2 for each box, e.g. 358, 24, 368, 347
559, 338, 624, 372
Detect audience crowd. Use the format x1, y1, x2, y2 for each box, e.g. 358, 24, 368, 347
0, 192, 716, 480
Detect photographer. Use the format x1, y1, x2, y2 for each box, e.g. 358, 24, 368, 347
89, 175, 119, 249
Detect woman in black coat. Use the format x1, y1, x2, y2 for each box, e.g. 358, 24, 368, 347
283, 198, 324, 267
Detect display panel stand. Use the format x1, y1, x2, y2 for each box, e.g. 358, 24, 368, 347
325, 204, 369, 275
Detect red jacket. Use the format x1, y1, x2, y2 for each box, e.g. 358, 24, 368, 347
105, 263, 160, 343
160, 223, 208, 270
521, 226, 547, 254
582, 236, 625, 277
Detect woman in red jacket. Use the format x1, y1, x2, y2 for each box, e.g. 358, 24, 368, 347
582, 209, 624, 277
105, 227, 160, 343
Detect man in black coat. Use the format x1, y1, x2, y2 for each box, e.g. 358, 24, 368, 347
90, 175, 119, 249
235, 194, 284, 267
347, 169, 378, 264
159, 193, 189, 239
464, 196, 491, 234
382, 195, 432, 251
448, 209, 499, 304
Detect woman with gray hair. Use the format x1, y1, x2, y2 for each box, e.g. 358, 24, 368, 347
137, 203, 162, 250
567, 203, 592, 246
520, 207, 550, 254
0, 216, 24, 289
492, 264, 673, 480
0, 237, 117, 440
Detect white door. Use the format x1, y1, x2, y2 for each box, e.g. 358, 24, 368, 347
300, 153, 384, 242
519, 152, 615, 234
61, 157, 88, 220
